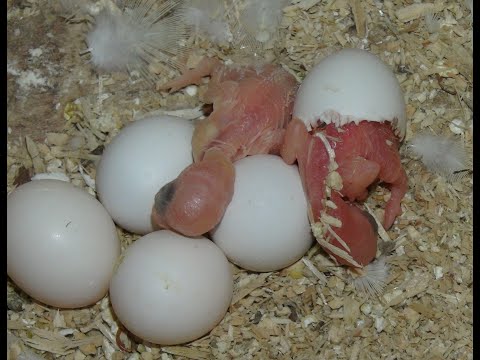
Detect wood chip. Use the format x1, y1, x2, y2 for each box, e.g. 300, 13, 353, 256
13, 165, 32, 186
25, 135, 45, 173
231, 273, 271, 305
350, 0, 366, 38
20, 328, 103, 356
302, 258, 327, 284
395, 3, 437, 23
383, 272, 431, 307
161, 346, 211, 359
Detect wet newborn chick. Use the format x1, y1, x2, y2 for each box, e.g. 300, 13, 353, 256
282, 120, 407, 267
152, 57, 298, 236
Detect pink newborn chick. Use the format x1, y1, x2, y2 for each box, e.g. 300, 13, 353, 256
152, 58, 298, 236
282, 119, 407, 268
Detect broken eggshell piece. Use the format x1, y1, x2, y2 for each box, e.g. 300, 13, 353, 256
293, 48, 406, 139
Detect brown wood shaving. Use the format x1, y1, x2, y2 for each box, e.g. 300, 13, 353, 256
395, 3, 440, 23
161, 346, 211, 359
21, 328, 102, 356
350, 0, 366, 38
383, 272, 431, 307
231, 273, 272, 306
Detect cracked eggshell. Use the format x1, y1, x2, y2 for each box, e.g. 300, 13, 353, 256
96, 115, 194, 235
293, 48, 406, 139
109, 230, 233, 345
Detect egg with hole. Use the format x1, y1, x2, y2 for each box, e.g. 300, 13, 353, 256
96, 115, 194, 235
109, 230, 233, 345
211, 154, 313, 272
7, 179, 120, 308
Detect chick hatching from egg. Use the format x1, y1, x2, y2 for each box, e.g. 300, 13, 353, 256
152, 57, 298, 236
281, 49, 408, 275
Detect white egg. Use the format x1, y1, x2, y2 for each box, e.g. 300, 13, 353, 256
109, 230, 233, 345
293, 48, 406, 139
7, 180, 120, 308
96, 115, 194, 235
211, 155, 313, 272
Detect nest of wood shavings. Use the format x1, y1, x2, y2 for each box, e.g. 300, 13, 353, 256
7, 0, 472, 359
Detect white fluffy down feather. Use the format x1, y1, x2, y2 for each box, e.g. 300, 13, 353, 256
85, 0, 291, 73
85, 0, 188, 78
180, 0, 289, 47
87, 8, 142, 71
407, 132, 469, 182
182, 3, 233, 44
240, 0, 290, 42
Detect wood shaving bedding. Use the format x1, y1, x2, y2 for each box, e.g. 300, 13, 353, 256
7, 0, 472, 359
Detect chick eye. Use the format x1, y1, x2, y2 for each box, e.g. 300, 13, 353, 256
154, 181, 176, 214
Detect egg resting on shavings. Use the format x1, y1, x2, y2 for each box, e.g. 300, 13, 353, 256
85, 0, 190, 83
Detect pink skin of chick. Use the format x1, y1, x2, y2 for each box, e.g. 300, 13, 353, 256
281, 118, 407, 268
152, 57, 298, 237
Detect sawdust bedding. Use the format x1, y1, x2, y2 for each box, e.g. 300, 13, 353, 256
7, 0, 473, 359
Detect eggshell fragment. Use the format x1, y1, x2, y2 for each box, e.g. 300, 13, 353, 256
293, 48, 406, 139
7, 179, 120, 308
211, 155, 313, 272
109, 230, 233, 345
96, 115, 194, 235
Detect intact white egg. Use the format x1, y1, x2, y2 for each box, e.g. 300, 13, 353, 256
7, 180, 120, 308
109, 230, 233, 345
211, 155, 313, 272
96, 115, 194, 235
293, 48, 406, 139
